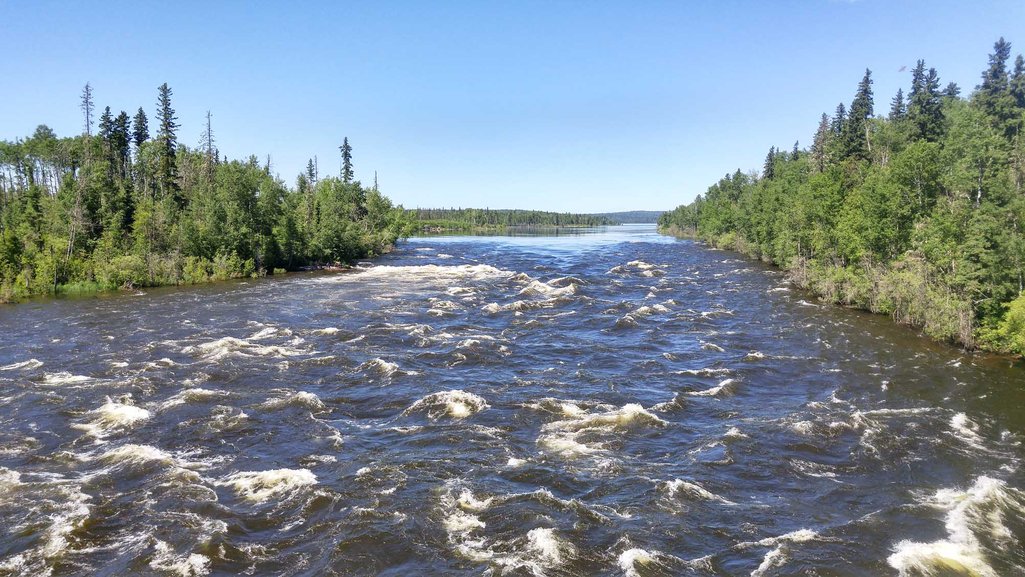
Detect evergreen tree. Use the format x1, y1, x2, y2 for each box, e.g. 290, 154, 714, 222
791, 141, 800, 161
340, 137, 353, 183
763, 146, 776, 180
843, 69, 874, 160
112, 111, 131, 180
831, 103, 846, 135
979, 37, 1011, 96
976, 38, 1017, 136
811, 113, 830, 172
132, 107, 149, 149
80, 82, 94, 137
1011, 54, 1025, 108
98, 106, 114, 144
889, 88, 906, 121
909, 65, 944, 142
155, 83, 180, 204
306, 158, 316, 184
944, 82, 962, 98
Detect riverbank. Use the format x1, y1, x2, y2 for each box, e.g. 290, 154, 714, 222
658, 225, 1023, 359
0, 244, 396, 305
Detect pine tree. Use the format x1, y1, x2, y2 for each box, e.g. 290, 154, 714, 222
155, 83, 180, 203
340, 137, 353, 183
791, 140, 800, 161
889, 88, 906, 121
944, 82, 962, 98
132, 107, 149, 149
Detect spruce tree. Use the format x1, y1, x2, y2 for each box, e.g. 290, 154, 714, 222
132, 107, 149, 149
943, 82, 961, 98
98, 106, 114, 143
811, 113, 830, 172
831, 103, 846, 135
980, 37, 1011, 95
306, 159, 317, 184
1011, 54, 1025, 108
763, 146, 776, 180
889, 88, 906, 121
340, 137, 353, 183
843, 69, 874, 160
113, 111, 131, 179
155, 83, 181, 204
908, 64, 944, 142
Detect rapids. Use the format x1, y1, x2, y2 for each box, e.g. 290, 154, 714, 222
0, 224, 1022, 576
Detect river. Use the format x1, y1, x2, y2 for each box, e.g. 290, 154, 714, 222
0, 224, 1022, 576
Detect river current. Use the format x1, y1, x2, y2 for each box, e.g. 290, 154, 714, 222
0, 224, 1023, 576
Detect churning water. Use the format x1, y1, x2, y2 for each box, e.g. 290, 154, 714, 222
0, 224, 1023, 576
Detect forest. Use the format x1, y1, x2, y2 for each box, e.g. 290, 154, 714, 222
409, 207, 613, 232
0, 84, 410, 301
659, 38, 1025, 356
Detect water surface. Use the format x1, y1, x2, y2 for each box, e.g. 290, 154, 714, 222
1, 224, 1023, 576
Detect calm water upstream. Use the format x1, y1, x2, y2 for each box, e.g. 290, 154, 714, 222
1, 224, 1023, 577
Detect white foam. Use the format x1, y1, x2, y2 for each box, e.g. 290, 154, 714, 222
261, 390, 326, 411
0, 359, 43, 371
618, 548, 656, 577
181, 336, 306, 361
518, 280, 578, 298
888, 476, 1023, 577
360, 358, 404, 377
751, 546, 786, 577
73, 397, 151, 437
526, 527, 572, 564
688, 378, 736, 397
314, 327, 340, 335
42, 372, 92, 385
150, 540, 211, 576
664, 479, 735, 504
160, 388, 227, 410
456, 488, 493, 511
444, 509, 486, 533
218, 468, 318, 503
99, 444, 175, 466
724, 426, 748, 440
0, 467, 21, 491
950, 412, 987, 450
538, 403, 664, 459
403, 390, 489, 419
347, 263, 515, 284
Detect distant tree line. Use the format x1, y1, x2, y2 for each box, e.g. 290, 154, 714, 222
660, 38, 1025, 355
410, 207, 614, 230
0, 83, 410, 301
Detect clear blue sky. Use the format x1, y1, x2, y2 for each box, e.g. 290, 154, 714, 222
1, 1, 1023, 212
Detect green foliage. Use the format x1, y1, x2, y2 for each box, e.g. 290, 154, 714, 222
0, 85, 408, 301
660, 37, 1025, 355
409, 208, 613, 231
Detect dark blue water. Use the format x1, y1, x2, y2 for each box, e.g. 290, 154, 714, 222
0, 225, 1022, 576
